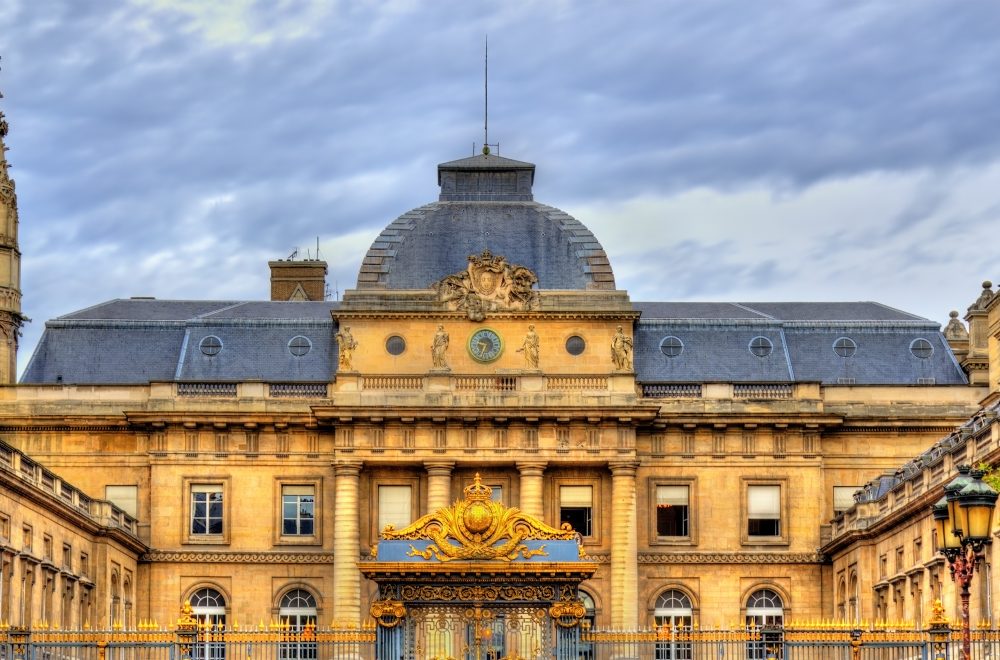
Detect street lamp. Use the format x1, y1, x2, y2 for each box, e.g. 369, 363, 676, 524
932, 465, 999, 660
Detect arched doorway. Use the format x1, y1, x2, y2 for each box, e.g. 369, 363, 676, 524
190, 587, 227, 660
654, 589, 693, 659
745, 589, 784, 660
278, 589, 318, 660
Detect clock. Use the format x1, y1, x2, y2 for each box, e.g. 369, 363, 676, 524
468, 328, 504, 363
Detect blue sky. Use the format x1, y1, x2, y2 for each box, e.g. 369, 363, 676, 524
3, 0, 999, 376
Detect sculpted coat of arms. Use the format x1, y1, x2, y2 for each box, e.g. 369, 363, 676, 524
434, 249, 539, 320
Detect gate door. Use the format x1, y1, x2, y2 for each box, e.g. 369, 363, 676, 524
405, 604, 551, 660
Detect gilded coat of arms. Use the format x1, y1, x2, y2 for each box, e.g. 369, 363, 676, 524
434, 250, 539, 321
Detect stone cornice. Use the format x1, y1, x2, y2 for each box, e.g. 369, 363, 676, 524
637, 552, 826, 564
142, 551, 335, 564
312, 404, 661, 424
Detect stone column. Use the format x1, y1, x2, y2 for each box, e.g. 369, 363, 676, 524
424, 461, 455, 513
610, 461, 639, 629
333, 461, 363, 625
516, 461, 547, 520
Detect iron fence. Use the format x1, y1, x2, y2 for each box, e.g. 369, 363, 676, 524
4, 624, 1000, 659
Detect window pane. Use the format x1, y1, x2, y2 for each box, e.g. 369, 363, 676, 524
560, 507, 592, 536
191, 519, 206, 535
378, 485, 412, 532
300, 519, 314, 535
833, 486, 858, 513
283, 500, 297, 518
560, 485, 592, 507
748, 486, 780, 518
208, 518, 223, 535
283, 519, 297, 535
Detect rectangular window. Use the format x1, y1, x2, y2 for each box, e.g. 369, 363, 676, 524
190, 485, 224, 535
43, 535, 53, 560
22, 525, 32, 551
656, 485, 689, 537
378, 485, 412, 533
282, 485, 316, 536
80, 553, 89, 578
747, 485, 781, 537
559, 485, 593, 537
62, 544, 72, 570
489, 485, 503, 503
0, 512, 9, 541
833, 486, 859, 514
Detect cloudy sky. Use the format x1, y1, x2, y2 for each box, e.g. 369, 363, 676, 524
3, 0, 999, 376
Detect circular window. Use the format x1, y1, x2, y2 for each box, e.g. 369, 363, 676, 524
199, 335, 223, 356
386, 335, 406, 356
288, 335, 312, 357
749, 336, 773, 358
833, 337, 857, 358
565, 335, 586, 356
910, 338, 933, 359
659, 336, 683, 358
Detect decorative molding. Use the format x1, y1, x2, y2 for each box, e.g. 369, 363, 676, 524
637, 552, 826, 564
142, 551, 335, 564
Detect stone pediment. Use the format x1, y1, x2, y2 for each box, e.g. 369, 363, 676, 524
433, 250, 539, 320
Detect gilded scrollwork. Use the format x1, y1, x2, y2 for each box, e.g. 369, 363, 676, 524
370, 599, 407, 628
398, 584, 557, 603
381, 473, 576, 562
434, 249, 539, 320
549, 599, 587, 627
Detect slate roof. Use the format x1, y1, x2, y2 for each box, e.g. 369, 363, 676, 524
21, 298, 967, 387
633, 302, 967, 385
22, 300, 338, 385
357, 153, 614, 291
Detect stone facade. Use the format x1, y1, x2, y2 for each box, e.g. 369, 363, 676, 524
0, 132, 992, 631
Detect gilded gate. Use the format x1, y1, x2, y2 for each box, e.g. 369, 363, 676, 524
360, 475, 595, 659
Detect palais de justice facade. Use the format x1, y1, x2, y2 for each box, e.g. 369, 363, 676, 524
1, 103, 999, 631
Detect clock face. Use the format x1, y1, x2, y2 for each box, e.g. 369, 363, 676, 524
468, 328, 503, 363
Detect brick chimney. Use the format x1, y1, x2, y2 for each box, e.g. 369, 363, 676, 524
269, 259, 328, 301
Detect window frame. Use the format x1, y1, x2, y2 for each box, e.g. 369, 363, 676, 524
553, 478, 602, 544
741, 478, 788, 546
274, 477, 323, 546
649, 478, 697, 546
183, 477, 231, 545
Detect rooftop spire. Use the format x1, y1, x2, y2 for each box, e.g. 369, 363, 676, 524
0, 57, 26, 384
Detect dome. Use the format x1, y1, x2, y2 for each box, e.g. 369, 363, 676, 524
356, 154, 615, 290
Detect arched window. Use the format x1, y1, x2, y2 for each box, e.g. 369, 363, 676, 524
654, 589, 693, 660
190, 588, 226, 660
578, 590, 597, 660
746, 589, 784, 660
109, 573, 120, 629
279, 589, 318, 660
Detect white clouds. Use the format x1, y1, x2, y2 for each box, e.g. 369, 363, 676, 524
568, 162, 1000, 322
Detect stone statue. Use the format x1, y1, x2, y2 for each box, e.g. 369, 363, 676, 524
431, 324, 450, 369
335, 326, 357, 371
611, 325, 633, 371
517, 324, 540, 369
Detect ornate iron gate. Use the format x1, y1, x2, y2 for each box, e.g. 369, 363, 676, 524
402, 604, 551, 660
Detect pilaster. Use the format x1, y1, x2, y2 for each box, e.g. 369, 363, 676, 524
516, 461, 547, 520
424, 461, 455, 513
332, 460, 363, 625
609, 460, 639, 628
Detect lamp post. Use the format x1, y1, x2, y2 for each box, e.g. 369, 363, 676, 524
932, 465, 999, 660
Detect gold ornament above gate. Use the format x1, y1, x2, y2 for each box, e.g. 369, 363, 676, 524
380, 474, 576, 562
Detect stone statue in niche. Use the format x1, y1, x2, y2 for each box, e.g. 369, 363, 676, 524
434, 249, 539, 320
335, 326, 357, 371
611, 325, 633, 371
431, 324, 450, 370
517, 324, 540, 370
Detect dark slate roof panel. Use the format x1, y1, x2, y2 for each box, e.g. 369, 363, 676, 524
20, 326, 185, 384
200, 301, 339, 320
359, 202, 614, 290
59, 299, 243, 321
634, 326, 792, 382
177, 326, 333, 382
782, 328, 966, 385
737, 302, 927, 322
634, 302, 770, 320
